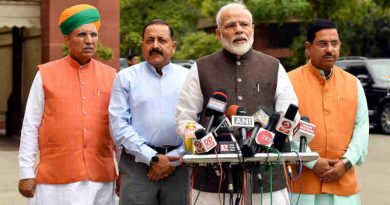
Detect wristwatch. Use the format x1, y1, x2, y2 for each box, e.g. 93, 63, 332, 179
150, 154, 159, 166
341, 157, 353, 171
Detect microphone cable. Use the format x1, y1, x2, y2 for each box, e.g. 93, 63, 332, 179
265, 147, 281, 205
214, 149, 224, 205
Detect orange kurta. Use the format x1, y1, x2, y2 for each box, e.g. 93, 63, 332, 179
288, 61, 358, 196
36, 56, 117, 184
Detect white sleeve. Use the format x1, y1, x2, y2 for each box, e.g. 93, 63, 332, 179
274, 63, 299, 113
176, 63, 204, 138
19, 71, 44, 179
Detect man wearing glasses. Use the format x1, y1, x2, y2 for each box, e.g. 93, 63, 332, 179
288, 19, 369, 205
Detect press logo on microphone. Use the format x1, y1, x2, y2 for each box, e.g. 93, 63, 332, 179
202, 133, 217, 150
231, 115, 255, 128
255, 128, 275, 147
206, 98, 227, 113
194, 140, 205, 153
276, 118, 295, 135
253, 109, 269, 127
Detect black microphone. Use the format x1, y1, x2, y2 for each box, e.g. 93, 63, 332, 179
204, 91, 228, 133
273, 104, 298, 152
215, 127, 237, 154
231, 106, 254, 145
292, 116, 315, 153
224, 163, 234, 193
241, 107, 270, 157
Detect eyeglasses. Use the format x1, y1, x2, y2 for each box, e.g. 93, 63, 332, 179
315, 40, 341, 49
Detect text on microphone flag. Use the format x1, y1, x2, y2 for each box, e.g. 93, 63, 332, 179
231, 115, 255, 128
206, 98, 227, 113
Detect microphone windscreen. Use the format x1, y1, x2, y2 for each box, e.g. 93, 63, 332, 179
236, 106, 247, 115
284, 104, 298, 120
195, 129, 206, 140
213, 90, 228, 101
227, 105, 239, 119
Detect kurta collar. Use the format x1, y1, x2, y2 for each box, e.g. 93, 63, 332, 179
145, 61, 172, 78
65, 55, 93, 69
306, 60, 334, 83
222, 48, 254, 64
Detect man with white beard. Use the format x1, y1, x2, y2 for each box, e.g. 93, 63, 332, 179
176, 2, 297, 205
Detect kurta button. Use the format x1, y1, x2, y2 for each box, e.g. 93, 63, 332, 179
83, 144, 87, 148
238, 96, 243, 101
237, 61, 241, 66
83, 110, 88, 115
237, 78, 242, 83
81, 82, 86, 86
82, 96, 87, 100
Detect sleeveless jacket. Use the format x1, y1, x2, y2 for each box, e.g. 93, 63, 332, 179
194, 49, 284, 193
288, 61, 358, 195
36, 56, 117, 184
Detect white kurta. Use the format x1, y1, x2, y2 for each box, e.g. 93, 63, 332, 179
19, 71, 115, 205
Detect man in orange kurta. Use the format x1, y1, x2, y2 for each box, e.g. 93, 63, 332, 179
18, 4, 117, 205
288, 19, 369, 205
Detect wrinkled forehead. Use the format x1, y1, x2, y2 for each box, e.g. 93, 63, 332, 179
314, 29, 339, 41
220, 9, 252, 26
69, 23, 98, 35
143, 24, 171, 39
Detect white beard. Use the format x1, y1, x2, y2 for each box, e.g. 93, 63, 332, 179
220, 34, 254, 56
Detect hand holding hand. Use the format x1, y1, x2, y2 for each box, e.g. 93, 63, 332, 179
147, 155, 179, 181
312, 157, 332, 177
321, 159, 347, 183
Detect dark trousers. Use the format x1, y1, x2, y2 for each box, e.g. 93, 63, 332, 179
119, 152, 191, 205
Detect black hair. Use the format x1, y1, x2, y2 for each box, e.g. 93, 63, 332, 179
307, 19, 337, 43
127, 54, 138, 60
142, 19, 174, 40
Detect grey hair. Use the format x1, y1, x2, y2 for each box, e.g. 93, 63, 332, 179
216, 3, 253, 28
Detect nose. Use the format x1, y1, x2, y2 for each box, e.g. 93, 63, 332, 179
152, 39, 160, 48
235, 24, 244, 34
85, 33, 93, 44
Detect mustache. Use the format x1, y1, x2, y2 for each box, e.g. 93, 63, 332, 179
231, 34, 248, 42
323, 54, 335, 58
83, 46, 94, 49
149, 48, 163, 55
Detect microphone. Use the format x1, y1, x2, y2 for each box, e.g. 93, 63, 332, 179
273, 104, 298, 152
213, 116, 241, 153
193, 129, 217, 154
255, 112, 280, 152
204, 91, 228, 133
213, 115, 233, 135
292, 116, 315, 152
241, 107, 270, 157
215, 127, 237, 154
226, 104, 239, 120
231, 106, 254, 143
224, 163, 234, 193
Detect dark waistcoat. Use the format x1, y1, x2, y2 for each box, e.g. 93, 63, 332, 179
195, 49, 286, 193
